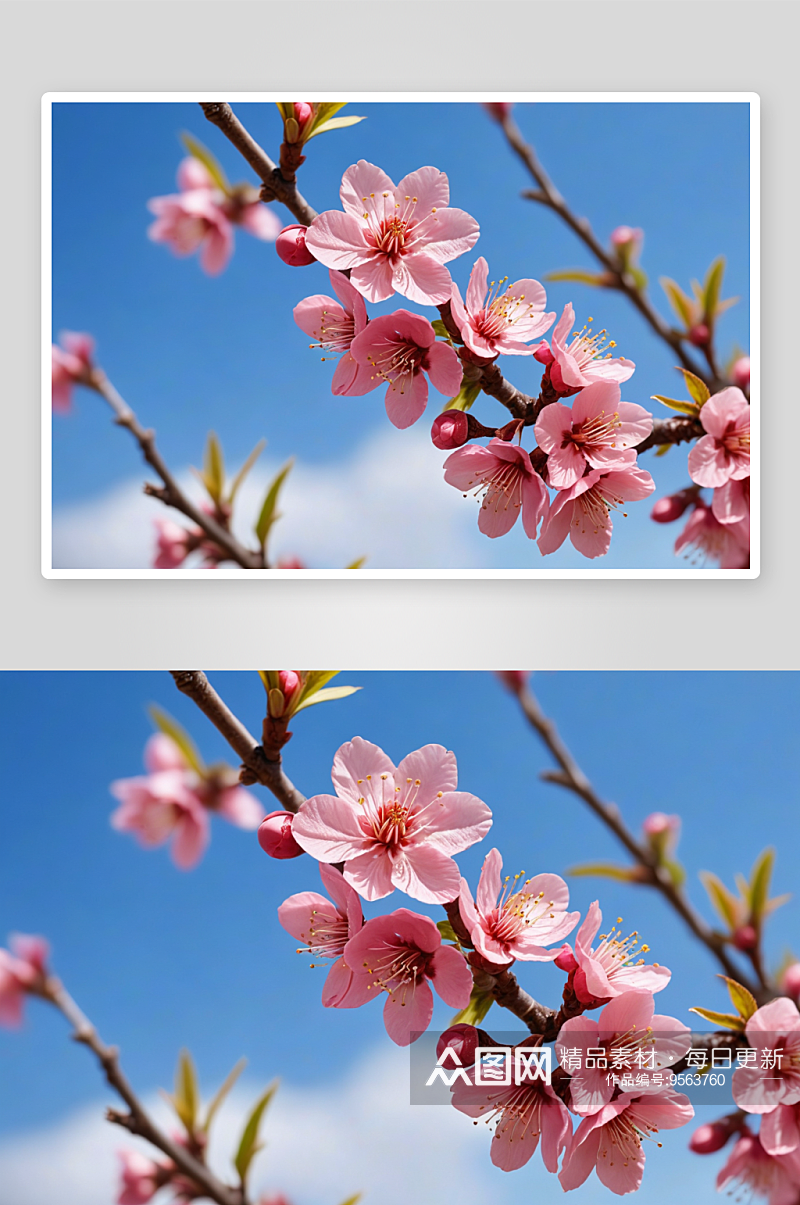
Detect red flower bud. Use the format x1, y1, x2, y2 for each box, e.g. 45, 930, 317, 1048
258, 811, 304, 859
732, 924, 757, 951
731, 356, 750, 389
495, 670, 528, 695
483, 103, 512, 122
431, 410, 469, 450
689, 1121, 734, 1154
688, 323, 710, 346
436, 1024, 482, 1066
782, 963, 800, 999
651, 492, 694, 524
276, 224, 316, 267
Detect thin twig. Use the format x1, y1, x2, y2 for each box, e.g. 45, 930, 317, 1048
40, 977, 246, 1205
170, 671, 306, 813
90, 370, 264, 570
516, 683, 769, 1001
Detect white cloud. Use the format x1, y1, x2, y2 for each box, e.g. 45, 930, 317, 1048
51, 427, 486, 571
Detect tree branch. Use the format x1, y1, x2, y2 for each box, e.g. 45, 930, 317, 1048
170, 671, 306, 813
41, 977, 246, 1205
89, 370, 264, 570
515, 683, 769, 1001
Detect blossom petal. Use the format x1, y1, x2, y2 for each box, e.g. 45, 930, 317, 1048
331, 737, 396, 806
278, 892, 336, 941
443, 445, 502, 492
383, 976, 433, 1046
171, 811, 209, 869
200, 225, 234, 276
428, 944, 473, 1008
412, 208, 480, 265
384, 371, 428, 430
349, 256, 397, 303
291, 794, 372, 862
421, 790, 493, 854
396, 744, 458, 798
342, 849, 396, 901
476, 848, 503, 914
390, 844, 461, 905
392, 254, 454, 306
292, 294, 345, 340
305, 211, 371, 269
238, 202, 281, 241
425, 341, 464, 398
688, 435, 733, 488
339, 160, 397, 220
322, 959, 374, 1008
466, 257, 489, 313
216, 786, 263, 829
396, 166, 451, 214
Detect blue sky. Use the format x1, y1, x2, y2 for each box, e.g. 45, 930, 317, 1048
50, 100, 751, 570
0, 671, 795, 1204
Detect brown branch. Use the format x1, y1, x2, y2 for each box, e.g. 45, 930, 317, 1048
199, 103, 317, 226
170, 671, 306, 813
516, 683, 769, 1001
41, 977, 246, 1205
499, 113, 724, 389
637, 415, 704, 454
89, 370, 264, 570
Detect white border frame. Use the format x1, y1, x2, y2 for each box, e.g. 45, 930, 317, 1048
42, 91, 760, 580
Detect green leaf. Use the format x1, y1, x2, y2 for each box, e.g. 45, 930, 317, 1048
629, 266, 649, 291
452, 984, 494, 1027
699, 871, 740, 930
689, 1007, 745, 1032
654, 443, 671, 457
173, 1049, 200, 1133
664, 857, 686, 888
651, 394, 700, 416
300, 671, 339, 695
148, 706, 205, 775
305, 115, 366, 141
765, 893, 791, 917
749, 848, 775, 924
659, 277, 695, 328
718, 975, 758, 1022
337, 1196, 362, 1205
676, 368, 711, 407
275, 102, 294, 121
345, 557, 367, 569
566, 862, 639, 881
445, 379, 481, 413
702, 256, 725, 323
234, 1081, 278, 1183
544, 269, 609, 286
258, 670, 280, 693
203, 431, 225, 503
310, 102, 348, 125
227, 439, 266, 504
293, 685, 361, 713
180, 132, 230, 193
437, 919, 460, 945
203, 1058, 246, 1133
431, 319, 452, 340
254, 459, 294, 550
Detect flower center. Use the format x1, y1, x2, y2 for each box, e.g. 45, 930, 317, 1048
310, 308, 356, 357
592, 919, 652, 978
361, 191, 428, 262
718, 419, 750, 458
460, 461, 525, 516
363, 338, 425, 392
296, 909, 350, 963
565, 410, 624, 452
572, 480, 628, 534
567, 318, 619, 368
487, 872, 557, 945
359, 941, 430, 1001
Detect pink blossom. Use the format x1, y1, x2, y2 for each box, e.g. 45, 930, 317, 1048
276, 224, 316, 266
349, 310, 462, 428
258, 811, 304, 859
459, 847, 578, 966
716, 1132, 800, 1205
153, 518, 193, 569
293, 270, 373, 397
650, 490, 695, 524
450, 257, 554, 359
732, 355, 751, 389
304, 160, 480, 305
642, 813, 681, 860
542, 304, 635, 394
0, 934, 49, 1027
687, 387, 750, 488
277, 557, 306, 569
556, 902, 671, 1004
782, 965, 800, 1001
290, 737, 492, 905
538, 465, 655, 559
343, 908, 472, 1045
52, 331, 95, 412
674, 503, 749, 568
451, 1047, 572, 1171
762, 1104, 800, 1158
431, 409, 470, 450
535, 381, 652, 489
559, 1089, 693, 1194
117, 1150, 164, 1205
556, 992, 690, 1116
712, 474, 750, 527
733, 998, 800, 1114
443, 438, 549, 539
110, 733, 263, 870
278, 864, 372, 1009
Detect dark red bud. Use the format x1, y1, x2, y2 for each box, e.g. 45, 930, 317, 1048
258, 811, 304, 859
732, 925, 758, 951
688, 323, 710, 347
651, 491, 695, 524
689, 1121, 735, 1154
431, 410, 470, 450
276, 225, 316, 267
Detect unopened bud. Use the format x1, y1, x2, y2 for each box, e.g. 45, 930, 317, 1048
651, 492, 694, 524
284, 102, 314, 144
278, 671, 302, 706
689, 1121, 734, 1154
257, 811, 304, 859
495, 670, 528, 695
688, 323, 710, 347
436, 1024, 491, 1066
554, 945, 579, 973
431, 410, 470, 450
732, 924, 758, 952
781, 963, 800, 999
731, 356, 750, 389
483, 103, 512, 122
276, 224, 316, 267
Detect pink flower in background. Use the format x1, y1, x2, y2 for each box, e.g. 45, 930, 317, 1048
712, 475, 750, 527
543, 303, 635, 394
350, 310, 462, 428
278, 864, 372, 1008
0, 934, 49, 1027
534, 381, 652, 489
304, 160, 480, 305
110, 733, 262, 870
449, 257, 554, 359
556, 901, 671, 1003
762, 1104, 800, 1158
556, 991, 690, 1115
687, 386, 750, 488
117, 1150, 165, 1205
153, 518, 194, 569
782, 965, 800, 1002
343, 908, 471, 1045
52, 331, 95, 412
291, 737, 492, 904
538, 465, 655, 559
731, 355, 751, 389
733, 997, 800, 1113
559, 1089, 693, 1195
443, 438, 548, 539
459, 847, 578, 965
716, 1132, 800, 1205
293, 270, 373, 397
674, 503, 749, 568
451, 1049, 572, 1171
610, 226, 643, 252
